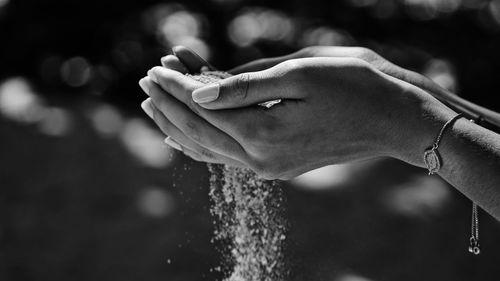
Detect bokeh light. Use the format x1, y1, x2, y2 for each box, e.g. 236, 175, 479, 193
37, 107, 72, 136
292, 164, 355, 190
87, 103, 124, 137
0, 77, 73, 137
0, 77, 46, 124
336, 273, 375, 281
489, 0, 500, 25
60, 57, 92, 87
227, 8, 295, 47
0, 0, 8, 8
159, 10, 200, 42
120, 118, 176, 168
300, 26, 353, 47
423, 58, 457, 93
402, 0, 462, 20
137, 186, 175, 218
382, 176, 451, 218
153, 5, 211, 60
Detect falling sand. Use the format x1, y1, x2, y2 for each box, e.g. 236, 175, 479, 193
187, 71, 287, 281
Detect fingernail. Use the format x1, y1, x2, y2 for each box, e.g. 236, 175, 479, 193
139, 78, 150, 96
147, 69, 159, 84
192, 83, 220, 103
160, 55, 170, 66
141, 98, 154, 119
164, 137, 182, 151
161, 54, 175, 61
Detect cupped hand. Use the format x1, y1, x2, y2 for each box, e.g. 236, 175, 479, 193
140, 55, 451, 179
228, 46, 477, 114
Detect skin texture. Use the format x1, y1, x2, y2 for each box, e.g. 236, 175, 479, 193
139, 46, 500, 220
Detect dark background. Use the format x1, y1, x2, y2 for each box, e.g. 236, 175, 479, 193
1, 0, 500, 280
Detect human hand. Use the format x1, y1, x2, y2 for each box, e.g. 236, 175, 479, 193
141, 55, 455, 179
229, 46, 464, 105
164, 45, 497, 126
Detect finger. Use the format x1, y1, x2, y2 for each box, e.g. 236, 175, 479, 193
141, 98, 154, 119
160, 55, 189, 73
191, 66, 305, 110
139, 77, 248, 162
180, 144, 246, 167
172, 45, 216, 73
228, 50, 304, 74
163, 136, 182, 151
180, 145, 240, 166
144, 98, 246, 167
147, 66, 204, 108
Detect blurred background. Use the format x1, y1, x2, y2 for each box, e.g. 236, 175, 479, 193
1, 0, 500, 280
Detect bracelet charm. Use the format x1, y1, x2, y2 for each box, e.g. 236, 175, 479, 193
424, 144, 441, 175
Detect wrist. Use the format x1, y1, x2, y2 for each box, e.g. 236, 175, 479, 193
387, 84, 457, 167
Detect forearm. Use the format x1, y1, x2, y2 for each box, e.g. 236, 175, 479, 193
393, 87, 500, 220
438, 118, 500, 220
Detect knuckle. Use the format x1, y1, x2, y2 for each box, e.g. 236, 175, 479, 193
352, 47, 378, 61
230, 73, 250, 101
269, 59, 304, 81
280, 58, 302, 71
281, 60, 307, 81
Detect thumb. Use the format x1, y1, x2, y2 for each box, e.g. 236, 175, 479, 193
172, 45, 216, 74
191, 71, 301, 110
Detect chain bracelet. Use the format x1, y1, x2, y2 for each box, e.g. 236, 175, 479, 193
423, 114, 482, 255
423, 113, 463, 175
